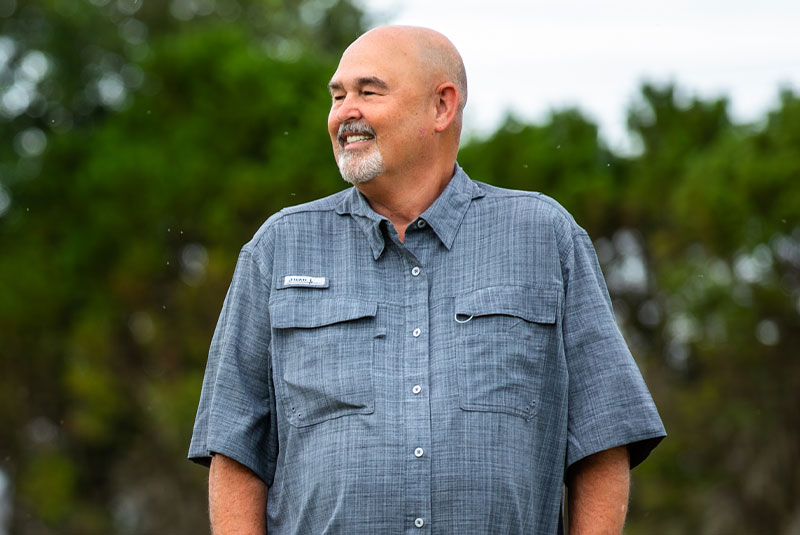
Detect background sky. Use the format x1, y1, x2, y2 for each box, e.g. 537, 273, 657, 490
361, 0, 800, 152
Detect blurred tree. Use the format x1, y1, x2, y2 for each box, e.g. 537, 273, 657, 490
0, 0, 366, 533
621, 87, 800, 535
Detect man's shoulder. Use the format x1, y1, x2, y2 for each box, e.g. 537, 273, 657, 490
245, 188, 352, 251
277, 188, 353, 217
470, 179, 579, 230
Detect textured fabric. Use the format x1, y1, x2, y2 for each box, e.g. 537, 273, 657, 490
189, 164, 666, 534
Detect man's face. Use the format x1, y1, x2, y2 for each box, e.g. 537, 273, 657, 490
327, 36, 432, 185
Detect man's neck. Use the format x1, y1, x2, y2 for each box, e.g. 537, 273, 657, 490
356, 161, 455, 242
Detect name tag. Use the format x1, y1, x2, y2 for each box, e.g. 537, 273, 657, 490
282, 275, 328, 288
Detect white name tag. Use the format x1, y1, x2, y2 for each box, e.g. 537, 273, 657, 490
283, 275, 328, 288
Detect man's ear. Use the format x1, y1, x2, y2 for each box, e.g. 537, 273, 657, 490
433, 82, 459, 132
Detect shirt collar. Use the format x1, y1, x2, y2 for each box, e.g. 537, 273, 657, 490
335, 185, 388, 260
418, 164, 484, 250
335, 163, 484, 259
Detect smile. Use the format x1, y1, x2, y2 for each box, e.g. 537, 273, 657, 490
343, 133, 375, 148
346, 134, 373, 143
338, 120, 377, 148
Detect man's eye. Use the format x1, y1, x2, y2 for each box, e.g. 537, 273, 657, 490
332, 95, 345, 101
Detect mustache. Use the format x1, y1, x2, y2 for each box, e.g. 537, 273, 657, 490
337, 120, 377, 144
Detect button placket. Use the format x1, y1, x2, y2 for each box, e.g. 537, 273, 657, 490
398, 247, 431, 534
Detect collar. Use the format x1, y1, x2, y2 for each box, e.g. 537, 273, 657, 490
335, 163, 485, 260
418, 164, 485, 250
335, 182, 388, 260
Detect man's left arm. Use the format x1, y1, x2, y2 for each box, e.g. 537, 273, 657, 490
566, 445, 630, 535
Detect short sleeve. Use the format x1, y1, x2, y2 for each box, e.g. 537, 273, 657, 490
188, 246, 278, 485
562, 229, 666, 470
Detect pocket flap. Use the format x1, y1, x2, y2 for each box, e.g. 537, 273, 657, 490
271, 298, 377, 329
455, 285, 559, 325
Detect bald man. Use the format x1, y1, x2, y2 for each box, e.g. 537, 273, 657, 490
189, 26, 665, 535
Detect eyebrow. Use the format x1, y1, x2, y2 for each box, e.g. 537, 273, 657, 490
328, 76, 390, 93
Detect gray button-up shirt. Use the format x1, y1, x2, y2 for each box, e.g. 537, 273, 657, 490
189, 165, 665, 534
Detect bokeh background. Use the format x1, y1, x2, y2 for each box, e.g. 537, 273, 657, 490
1, 1, 798, 534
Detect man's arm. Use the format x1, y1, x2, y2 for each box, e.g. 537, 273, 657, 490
209, 453, 268, 535
566, 445, 630, 535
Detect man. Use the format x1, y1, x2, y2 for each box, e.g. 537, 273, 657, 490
189, 25, 665, 534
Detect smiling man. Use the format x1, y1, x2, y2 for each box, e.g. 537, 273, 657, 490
189, 26, 665, 535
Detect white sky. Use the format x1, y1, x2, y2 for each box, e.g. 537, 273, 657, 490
359, 0, 800, 152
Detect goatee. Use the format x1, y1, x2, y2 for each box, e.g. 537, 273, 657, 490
336, 120, 384, 185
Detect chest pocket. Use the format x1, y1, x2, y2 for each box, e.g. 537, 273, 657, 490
270, 298, 378, 427
454, 285, 559, 421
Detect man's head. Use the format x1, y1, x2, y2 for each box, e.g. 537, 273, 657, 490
327, 26, 467, 185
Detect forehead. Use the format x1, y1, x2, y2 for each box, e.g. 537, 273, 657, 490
330, 37, 418, 89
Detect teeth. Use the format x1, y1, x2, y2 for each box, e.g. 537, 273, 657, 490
346, 134, 372, 143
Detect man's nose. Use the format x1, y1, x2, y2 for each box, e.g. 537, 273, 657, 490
335, 95, 362, 122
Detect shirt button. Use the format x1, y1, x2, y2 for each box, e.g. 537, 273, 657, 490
412, 385, 422, 394
414, 447, 424, 458
412, 328, 421, 338
415, 518, 425, 528
411, 266, 421, 277
416, 219, 427, 228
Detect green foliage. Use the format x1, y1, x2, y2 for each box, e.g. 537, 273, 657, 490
2, 2, 799, 533
19, 451, 77, 524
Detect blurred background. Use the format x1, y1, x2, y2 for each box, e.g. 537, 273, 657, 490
0, 0, 798, 533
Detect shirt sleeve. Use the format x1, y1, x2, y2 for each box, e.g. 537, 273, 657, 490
562, 228, 666, 470
188, 246, 278, 486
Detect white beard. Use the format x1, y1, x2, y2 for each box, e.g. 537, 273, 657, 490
337, 145, 385, 185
